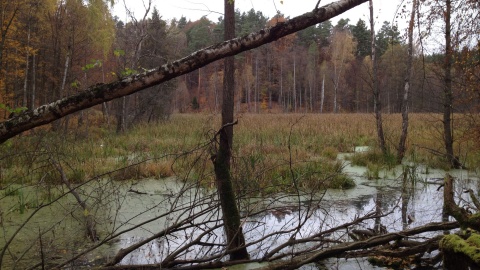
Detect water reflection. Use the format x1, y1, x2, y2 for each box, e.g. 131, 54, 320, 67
95, 158, 480, 269
111, 162, 476, 267
2, 155, 478, 269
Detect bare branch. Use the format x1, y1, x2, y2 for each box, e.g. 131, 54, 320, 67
258, 221, 459, 270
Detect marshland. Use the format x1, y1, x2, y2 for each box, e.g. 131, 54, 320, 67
1, 0, 479, 269
1, 113, 479, 269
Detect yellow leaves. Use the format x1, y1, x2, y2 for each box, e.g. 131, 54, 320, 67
261, 92, 268, 111
330, 31, 356, 63
42, 0, 58, 15
71, 79, 81, 89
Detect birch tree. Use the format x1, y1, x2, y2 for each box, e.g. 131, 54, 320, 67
329, 30, 355, 113
397, 0, 417, 162
369, 0, 386, 155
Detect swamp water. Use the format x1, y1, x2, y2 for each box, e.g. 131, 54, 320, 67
1, 150, 479, 269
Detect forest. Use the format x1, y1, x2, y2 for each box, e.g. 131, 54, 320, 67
0, 0, 480, 269
0, 0, 477, 123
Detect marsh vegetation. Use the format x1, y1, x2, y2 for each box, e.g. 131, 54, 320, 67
1, 113, 479, 269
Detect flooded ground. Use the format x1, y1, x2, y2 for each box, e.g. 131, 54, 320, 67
1, 150, 479, 269
104, 152, 480, 268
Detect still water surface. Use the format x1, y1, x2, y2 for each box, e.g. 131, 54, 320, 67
1, 151, 478, 269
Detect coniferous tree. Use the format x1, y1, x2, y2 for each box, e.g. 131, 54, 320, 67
317, 20, 333, 47
351, 19, 371, 58
376, 21, 401, 57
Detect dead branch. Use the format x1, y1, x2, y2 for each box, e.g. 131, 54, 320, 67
50, 158, 98, 242
444, 174, 480, 230
413, 145, 466, 169
347, 235, 443, 258
103, 200, 219, 266
52, 192, 217, 269
464, 188, 480, 211
0, 176, 101, 268
258, 221, 459, 270
262, 211, 391, 260
100, 223, 457, 270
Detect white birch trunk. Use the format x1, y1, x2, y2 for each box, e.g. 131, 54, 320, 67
293, 55, 297, 113
320, 75, 325, 113
31, 54, 36, 110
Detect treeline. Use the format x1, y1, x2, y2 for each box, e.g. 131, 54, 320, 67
0, 1, 478, 129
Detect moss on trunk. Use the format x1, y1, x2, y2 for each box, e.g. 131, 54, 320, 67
440, 233, 480, 269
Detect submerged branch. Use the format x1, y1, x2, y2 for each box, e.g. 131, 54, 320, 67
348, 235, 443, 258
259, 221, 459, 270
50, 158, 98, 242
262, 210, 390, 260
103, 202, 219, 266
100, 220, 458, 270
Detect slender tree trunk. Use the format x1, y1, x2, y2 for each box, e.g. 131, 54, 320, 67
333, 73, 338, 113
61, 51, 70, 134
299, 87, 302, 112
60, 54, 70, 100
23, 26, 31, 108
293, 55, 297, 113
198, 67, 201, 108
213, 0, 249, 261
443, 0, 458, 168
22, 54, 30, 107
116, 96, 126, 133
304, 85, 308, 113
30, 54, 35, 110
332, 42, 346, 114
280, 58, 284, 111
369, 0, 387, 155
101, 64, 110, 127
77, 72, 87, 128
320, 74, 325, 113
214, 63, 219, 113
355, 84, 359, 113
374, 193, 383, 233
268, 48, 272, 110
310, 57, 315, 112
13, 48, 18, 107
309, 78, 313, 112
254, 54, 258, 113
387, 89, 391, 114
397, 0, 417, 163
0, 3, 18, 71
244, 58, 250, 112
332, 54, 345, 114
288, 91, 291, 112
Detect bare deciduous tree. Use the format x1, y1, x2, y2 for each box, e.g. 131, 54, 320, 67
368, 0, 386, 155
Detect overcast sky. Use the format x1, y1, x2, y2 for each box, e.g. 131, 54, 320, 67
113, 0, 408, 28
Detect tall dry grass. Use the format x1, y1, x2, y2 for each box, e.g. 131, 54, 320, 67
1, 113, 478, 191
